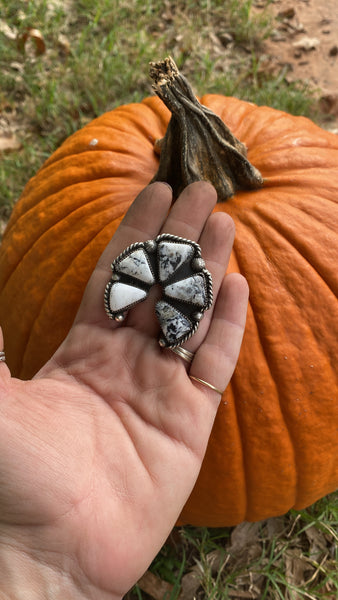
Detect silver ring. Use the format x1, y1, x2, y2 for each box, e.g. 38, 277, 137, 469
189, 375, 224, 396
0, 351, 6, 362
104, 233, 213, 348
169, 346, 195, 364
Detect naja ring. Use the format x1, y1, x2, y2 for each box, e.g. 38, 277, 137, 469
104, 233, 213, 348
168, 346, 195, 364
189, 375, 224, 396
0, 351, 6, 363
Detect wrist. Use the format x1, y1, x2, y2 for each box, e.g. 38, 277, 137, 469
0, 537, 121, 600
0, 542, 79, 600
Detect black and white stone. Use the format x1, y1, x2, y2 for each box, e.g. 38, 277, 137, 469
109, 282, 147, 313
116, 249, 155, 285
155, 301, 192, 345
158, 241, 194, 282
164, 274, 207, 307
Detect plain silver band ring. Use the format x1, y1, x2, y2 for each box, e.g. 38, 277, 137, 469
189, 375, 224, 396
169, 346, 195, 364
0, 351, 6, 362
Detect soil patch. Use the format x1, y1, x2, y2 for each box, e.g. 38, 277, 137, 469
262, 0, 338, 131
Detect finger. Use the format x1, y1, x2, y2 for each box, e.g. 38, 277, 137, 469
75, 183, 173, 325
161, 211, 235, 366
181, 211, 235, 353
0, 326, 9, 376
160, 181, 217, 240
189, 273, 249, 400
127, 181, 218, 336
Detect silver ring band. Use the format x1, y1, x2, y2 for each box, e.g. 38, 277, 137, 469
0, 351, 6, 362
169, 346, 195, 364
189, 375, 224, 396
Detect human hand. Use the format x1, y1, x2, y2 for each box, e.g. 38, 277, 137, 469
0, 182, 248, 599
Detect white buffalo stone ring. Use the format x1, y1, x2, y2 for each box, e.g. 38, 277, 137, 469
104, 233, 213, 348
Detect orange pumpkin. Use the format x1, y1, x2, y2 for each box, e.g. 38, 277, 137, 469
0, 60, 337, 526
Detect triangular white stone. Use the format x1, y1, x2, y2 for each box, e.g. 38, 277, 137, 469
117, 249, 155, 284
164, 274, 207, 306
155, 301, 192, 344
109, 282, 147, 312
158, 241, 194, 282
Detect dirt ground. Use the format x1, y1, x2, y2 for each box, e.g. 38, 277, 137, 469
262, 0, 338, 131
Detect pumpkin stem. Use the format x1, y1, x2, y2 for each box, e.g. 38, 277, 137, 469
149, 57, 263, 201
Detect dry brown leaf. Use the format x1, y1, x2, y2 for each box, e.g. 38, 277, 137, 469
9, 61, 24, 74
57, 33, 71, 56
226, 522, 264, 571
265, 517, 286, 540
230, 522, 261, 553
0, 18, 17, 40
0, 133, 21, 153
284, 548, 310, 597
17, 28, 46, 55
137, 570, 173, 600
277, 7, 296, 20
178, 567, 201, 599
205, 548, 229, 573
305, 525, 328, 561
292, 36, 320, 51
319, 93, 338, 117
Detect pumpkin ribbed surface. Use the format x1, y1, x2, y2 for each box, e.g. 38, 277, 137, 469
0, 94, 337, 526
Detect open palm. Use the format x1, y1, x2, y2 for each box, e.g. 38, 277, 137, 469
0, 182, 248, 599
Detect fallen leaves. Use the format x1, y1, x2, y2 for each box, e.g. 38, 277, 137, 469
17, 27, 46, 55
0, 131, 21, 153
129, 509, 338, 600
0, 18, 17, 40
0, 10, 72, 159
293, 36, 320, 52
137, 570, 174, 600
0, 109, 22, 154
0, 18, 46, 56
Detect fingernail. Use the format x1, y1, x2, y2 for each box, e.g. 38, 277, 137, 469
159, 182, 173, 193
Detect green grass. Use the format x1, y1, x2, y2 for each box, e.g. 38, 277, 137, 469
0, 0, 317, 220
130, 492, 338, 599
